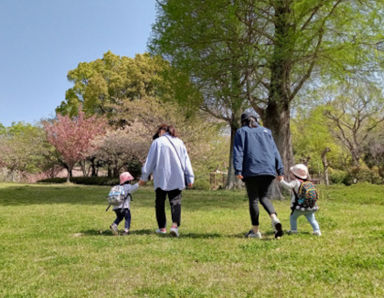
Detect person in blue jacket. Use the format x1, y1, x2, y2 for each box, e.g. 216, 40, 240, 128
233, 111, 284, 239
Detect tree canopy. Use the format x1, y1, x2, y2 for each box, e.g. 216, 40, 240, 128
150, 0, 384, 186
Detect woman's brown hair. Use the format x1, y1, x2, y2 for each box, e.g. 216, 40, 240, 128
152, 124, 177, 139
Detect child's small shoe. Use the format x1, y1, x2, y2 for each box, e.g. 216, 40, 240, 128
110, 224, 119, 236
245, 230, 262, 239
121, 230, 130, 236
287, 230, 298, 235
313, 230, 322, 236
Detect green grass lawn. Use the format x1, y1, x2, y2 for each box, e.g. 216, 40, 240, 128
0, 182, 383, 297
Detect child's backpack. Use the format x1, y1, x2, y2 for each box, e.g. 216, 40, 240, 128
105, 185, 129, 211
292, 181, 318, 211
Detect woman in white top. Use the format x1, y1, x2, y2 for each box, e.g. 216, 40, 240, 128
139, 124, 194, 237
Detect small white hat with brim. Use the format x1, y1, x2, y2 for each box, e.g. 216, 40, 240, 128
290, 164, 309, 179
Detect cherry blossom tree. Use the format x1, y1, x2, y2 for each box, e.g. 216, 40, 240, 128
43, 110, 107, 182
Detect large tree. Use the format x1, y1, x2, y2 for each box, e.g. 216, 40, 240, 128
56, 51, 179, 124
150, 0, 384, 187
0, 123, 51, 181
324, 82, 384, 167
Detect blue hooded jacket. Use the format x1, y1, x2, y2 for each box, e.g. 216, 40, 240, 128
233, 125, 284, 178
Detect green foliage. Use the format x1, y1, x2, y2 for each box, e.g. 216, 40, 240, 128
329, 168, 349, 185
343, 166, 383, 185
291, 105, 345, 173
57, 52, 172, 119
0, 123, 5, 135
0, 183, 384, 296
0, 122, 54, 175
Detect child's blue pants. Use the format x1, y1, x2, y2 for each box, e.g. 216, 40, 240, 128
290, 210, 320, 232
113, 208, 131, 230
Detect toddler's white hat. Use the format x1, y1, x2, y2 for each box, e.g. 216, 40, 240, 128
290, 164, 309, 179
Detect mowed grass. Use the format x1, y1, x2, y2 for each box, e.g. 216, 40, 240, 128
0, 183, 383, 297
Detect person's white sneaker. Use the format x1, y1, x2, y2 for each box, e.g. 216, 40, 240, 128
313, 230, 322, 236
245, 230, 262, 239
155, 228, 167, 235
170, 227, 179, 237
110, 224, 119, 236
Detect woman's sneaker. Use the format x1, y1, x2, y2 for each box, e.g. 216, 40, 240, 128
272, 219, 284, 238
313, 230, 322, 236
170, 227, 179, 237
245, 230, 262, 239
110, 224, 119, 236
155, 228, 167, 235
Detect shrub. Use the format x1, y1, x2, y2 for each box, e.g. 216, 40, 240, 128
193, 178, 211, 190
37, 176, 119, 185
343, 166, 383, 185
329, 169, 349, 184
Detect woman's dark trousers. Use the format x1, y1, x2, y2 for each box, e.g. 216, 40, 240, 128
244, 176, 276, 226
155, 188, 182, 228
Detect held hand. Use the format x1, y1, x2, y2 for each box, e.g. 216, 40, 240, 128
187, 183, 193, 189
276, 175, 284, 181
236, 174, 244, 180
138, 180, 146, 186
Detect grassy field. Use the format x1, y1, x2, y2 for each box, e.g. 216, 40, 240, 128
0, 182, 383, 297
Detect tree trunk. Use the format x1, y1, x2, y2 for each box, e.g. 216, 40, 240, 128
80, 160, 87, 176
90, 157, 97, 177
62, 163, 72, 183
264, 102, 294, 179
321, 147, 331, 186
226, 125, 243, 190
264, 0, 295, 176
66, 167, 72, 183
107, 165, 113, 177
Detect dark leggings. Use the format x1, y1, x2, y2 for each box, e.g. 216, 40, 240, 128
244, 176, 276, 226
155, 188, 182, 228
113, 208, 131, 230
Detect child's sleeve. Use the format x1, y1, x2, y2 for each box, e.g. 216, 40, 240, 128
128, 183, 139, 194
280, 178, 297, 190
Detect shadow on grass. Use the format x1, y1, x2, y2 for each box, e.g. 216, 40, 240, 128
80, 229, 154, 236
77, 229, 255, 239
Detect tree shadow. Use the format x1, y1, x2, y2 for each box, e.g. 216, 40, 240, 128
0, 184, 286, 213
0, 184, 108, 206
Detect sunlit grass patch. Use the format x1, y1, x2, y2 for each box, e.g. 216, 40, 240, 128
0, 183, 383, 297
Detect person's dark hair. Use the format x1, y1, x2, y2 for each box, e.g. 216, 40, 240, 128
241, 116, 258, 128
152, 124, 177, 139
241, 112, 259, 128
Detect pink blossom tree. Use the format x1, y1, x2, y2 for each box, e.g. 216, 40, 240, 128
43, 110, 107, 182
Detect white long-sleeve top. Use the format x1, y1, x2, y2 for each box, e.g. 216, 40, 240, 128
280, 178, 301, 206
140, 133, 194, 191
112, 183, 139, 210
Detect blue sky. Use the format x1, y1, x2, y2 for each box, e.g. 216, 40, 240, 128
0, 0, 156, 127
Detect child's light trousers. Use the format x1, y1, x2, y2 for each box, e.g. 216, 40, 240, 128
290, 210, 320, 232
